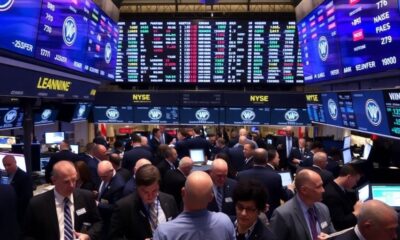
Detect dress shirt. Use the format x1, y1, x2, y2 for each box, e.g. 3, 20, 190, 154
296, 195, 321, 239
286, 137, 292, 158
235, 219, 257, 239
143, 196, 167, 230
354, 225, 366, 240
54, 189, 75, 240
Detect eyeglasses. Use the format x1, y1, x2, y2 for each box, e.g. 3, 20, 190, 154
236, 204, 258, 214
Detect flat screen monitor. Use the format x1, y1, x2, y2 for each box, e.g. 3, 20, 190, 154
70, 144, 79, 154
189, 149, 205, 165
0, 152, 26, 172
45, 132, 65, 144
71, 103, 92, 123
0, 136, 16, 149
278, 171, 293, 187
357, 183, 370, 202
343, 136, 351, 149
361, 142, 372, 160
371, 184, 400, 209
40, 157, 50, 171
342, 149, 352, 164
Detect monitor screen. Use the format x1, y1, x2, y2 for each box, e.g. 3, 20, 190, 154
270, 108, 310, 126
357, 183, 370, 202
70, 144, 79, 154
362, 142, 372, 160
189, 149, 205, 164
93, 106, 134, 123
371, 185, 400, 209
133, 106, 179, 124
278, 171, 293, 187
45, 132, 65, 144
0, 152, 26, 172
342, 149, 352, 164
225, 107, 270, 125
71, 103, 92, 123
343, 136, 351, 149
179, 107, 220, 125
34, 109, 58, 125
305, 94, 326, 123
321, 92, 342, 126
338, 93, 357, 129
40, 157, 50, 171
0, 107, 24, 130
0, 136, 16, 149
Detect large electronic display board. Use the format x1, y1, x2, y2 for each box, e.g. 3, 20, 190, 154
352, 91, 390, 135
179, 107, 220, 125
384, 90, 400, 138
116, 20, 303, 84
225, 107, 270, 125
133, 106, 179, 124
0, 0, 42, 57
0, 107, 23, 129
305, 93, 326, 123
34, 108, 59, 125
71, 103, 92, 123
337, 92, 357, 128
321, 92, 342, 126
93, 106, 133, 123
270, 108, 309, 126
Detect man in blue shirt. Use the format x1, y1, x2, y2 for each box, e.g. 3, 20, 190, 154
153, 171, 236, 240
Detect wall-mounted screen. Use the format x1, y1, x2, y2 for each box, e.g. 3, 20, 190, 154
0, 136, 16, 149
384, 90, 400, 138
179, 107, 220, 125
305, 94, 326, 123
342, 148, 352, 164
0, 152, 26, 172
45, 132, 65, 144
225, 107, 270, 125
34, 108, 58, 125
338, 92, 357, 128
116, 20, 303, 84
133, 106, 179, 124
0, 107, 23, 129
371, 184, 400, 209
71, 103, 92, 123
321, 92, 342, 126
93, 106, 133, 123
270, 108, 309, 126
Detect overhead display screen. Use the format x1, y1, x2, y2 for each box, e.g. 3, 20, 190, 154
305, 94, 326, 123
225, 107, 270, 125
335, 0, 400, 78
133, 106, 179, 124
297, 0, 342, 83
71, 103, 92, 123
179, 107, 221, 125
352, 91, 390, 135
0, 107, 23, 129
93, 106, 133, 123
321, 92, 342, 126
270, 108, 309, 126
384, 90, 400, 138
116, 20, 303, 84
34, 108, 59, 125
0, 0, 42, 57
338, 92, 357, 128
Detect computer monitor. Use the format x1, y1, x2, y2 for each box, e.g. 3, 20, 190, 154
343, 136, 351, 149
342, 149, 352, 164
45, 132, 65, 144
278, 171, 293, 187
40, 157, 50, 171
357, 183, 370, 202
189, 149, 205, 165
0, 136, 16, 149
70, 144, 79, 154
361, 142, 372, 160
371, 184, 400, 209
0, 152, 26, 172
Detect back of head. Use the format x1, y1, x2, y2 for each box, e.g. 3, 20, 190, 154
311, 141, 324, 151
133, 158, 152, 174
135, 164, 160, 187
131, 134, 142, 144
109, 153, 122, 167
85, 142, 97, 154
74, 161, 91, 183
178, 157, 193, 176
338, 164, 359, 177
253, 148, 268, 165
238, 136, 248, 145
59, 140, 70, 150
183, 171, 213, 211
313, 152, 327, 168
267, 149, 277, 163
193, 126, 202, 135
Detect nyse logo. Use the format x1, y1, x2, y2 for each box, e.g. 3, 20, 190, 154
327, 99, 338, 120
285, 110, 299, 122
106, 108, 119, 120
0, 0, 14, 11
365, 99, 381, 126
4, 109, 17, 123
41, 109, 52, 120
77, 105, 86, 118
148, 108, 162, 120
63, 16, 77, 47
105, 43, 112, 64
195, 109, 210, 121
241, 110, 256, 121
318, 36, 329, 61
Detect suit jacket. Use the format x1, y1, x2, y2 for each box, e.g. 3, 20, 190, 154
207, 178, 237, 217
122, 146, 154, 171
334, 228, 359, 240
149, 137, 161, 153
79, 153, 101, 188
237, 166, 288, 219
160, 132, 173, 145
23, 189, 102, 240
122, 177, 136, 197
248, 218, 277, 240
269, 197, 335, 240
0, 185, 20, 240
240, 157, 254, 171
276, 136, 299, 169
308, 166, 334, 186
117, 167, 131, 183
228, 145, 245, 174
175, 138, 191, 159
10, 168, 33, 226
162, 169, 186, 210
45, 150, 79, 182
109, 192, 179, 240
288, 147, 308, 173
322, 181, 357, 230
157, 159, 177, 181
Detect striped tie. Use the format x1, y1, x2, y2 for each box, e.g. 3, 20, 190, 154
216, 187, 223, 212
149, 202, 158, 231
64, 198, 74, 240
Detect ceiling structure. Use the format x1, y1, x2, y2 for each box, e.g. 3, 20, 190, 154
117, 0, 297, 13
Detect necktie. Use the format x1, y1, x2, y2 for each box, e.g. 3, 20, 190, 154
160, 134, 165, 144
216, 187, 223, 212
149, 202, 158, 231
307, 207, 319, 240
64, 198, 74, 240
287, 137, 292, 158
98, 182, 107, 200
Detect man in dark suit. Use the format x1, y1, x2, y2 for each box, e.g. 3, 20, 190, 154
174, 128, 192, 159
122, 134, 153, 171
322, 165, 362, 230
157, 147, 178, 181
335, 200, 398, 240
163, 157, 193, 210
109, 165, 179, 239
269, 169, 335, 240
0, 185, 19, 240
186, 126, 211, 160
97, 161, 125, 236
227, 136, 246, 175
150, 128, 162, 153
308, 152, 334, 186
207, 159, 237, 217
23, 161, 102, 240
301, 141, 324, 168
78, 143, 103, 188
2, 154, 33, 226
45, 140, 79, 183
276, 126, 299, 170
233, 180, 277, 240
237, 148, 290, 219
159, 125, 173, 145
241, 142, 256, 171
288, 137, 308, 174
109, 153, 130, 183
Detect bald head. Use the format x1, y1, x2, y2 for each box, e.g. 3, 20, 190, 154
140, 136, 148, 146
97, 160, 114, 182
51, 161, 77, 197
183, 171, 214, 211
2, 155, 17, 174
178, 157, 193, 176
313, 152, 328, 169
210, 159, 228, 187
285, 126, 293, 136
59, 140, 70, 151
295, 169, 325, 206
94, 144, 108, 160
134, 158, 152, 174
253, 148, 268, 165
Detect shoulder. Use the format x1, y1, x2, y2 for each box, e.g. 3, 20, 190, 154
315, 202, 330, 213
116, 193, 137, 208
253, 219, 277, 240
275, 198, 296, 214
30, 190, 54, 206
226, 177, 237, 186
159, 192, 176, 202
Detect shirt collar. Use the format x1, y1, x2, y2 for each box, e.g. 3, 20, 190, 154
354, 225, 366, 240
54, 189, 74, 205
267, 163, 275, 170
235, 219, 257, 239
296, 194, 312, 215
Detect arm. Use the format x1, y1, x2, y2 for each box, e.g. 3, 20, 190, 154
269, 210, 290, 240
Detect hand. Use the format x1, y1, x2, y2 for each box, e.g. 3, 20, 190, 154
277, 144, 283, 150
317, 232, 330, 240
287, 183, 295, 192
75, 232, 90, 240
292, 158, 301, 164
353, 200, 363, 217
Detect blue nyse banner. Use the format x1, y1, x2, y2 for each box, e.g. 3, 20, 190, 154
93, 106, 133, 123
133, 106, 179, 124
225, 107, 270, 125
321, 92, 343, 126
270, 108, 309, 126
